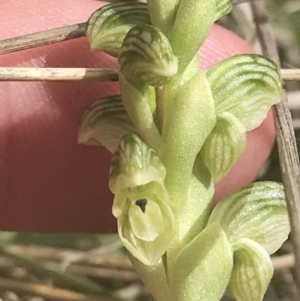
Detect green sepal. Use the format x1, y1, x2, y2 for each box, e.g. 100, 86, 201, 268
78, 95, 137, 153
215, 0, 233, 21
119, 24, 178, 87
86, 2, 151, 57
230, 238, 274, 301
200, 112, 246, 183
113, 182, 174, 266
170, 0, 215, 71
109, 133, 166, 194
208, 182, 290, 254
170, 222, 233, 301
207, 54, 282, 131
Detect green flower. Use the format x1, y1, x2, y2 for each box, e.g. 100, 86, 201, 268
110, 134, 174, 266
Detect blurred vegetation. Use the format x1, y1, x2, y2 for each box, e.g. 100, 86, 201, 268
0, 1, 299, 301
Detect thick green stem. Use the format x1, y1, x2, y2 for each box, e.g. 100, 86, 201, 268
162, 55, 200, 137
147, 0, 179, 36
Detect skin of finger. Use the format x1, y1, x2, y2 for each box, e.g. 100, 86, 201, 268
0, 0, 275, 233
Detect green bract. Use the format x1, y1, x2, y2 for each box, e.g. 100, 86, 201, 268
81, 1, 289, 301
170, 222, 233, 301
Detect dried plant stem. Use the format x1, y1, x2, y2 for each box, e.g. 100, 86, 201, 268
0, 23, 85, 55
0, 1, 263, 55
6, 244, 132, 270
0, 246, 122, 300
0, 67, 118, 82
272, 254, 295, 270
281, 69, 300, 81
0, 277, 115, 301
0, 67, 298, 82
251, 1, 300, 299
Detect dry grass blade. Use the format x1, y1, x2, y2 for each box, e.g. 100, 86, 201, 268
0, 67, 118, 82
0, 67, 298, 82
0, 277, 117, 301
251, 1, 300, 300
272, 254, 295, 270
0, 23, 85, 55
281, 69, 300, 81
7, 245, 132, 270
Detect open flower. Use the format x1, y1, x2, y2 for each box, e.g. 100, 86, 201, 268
110, 134, 174, 266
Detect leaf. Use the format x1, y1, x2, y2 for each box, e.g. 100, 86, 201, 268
230, 238, 274, 301
78, 95, 137, 153
119, 24, 178, 87
170, 222, 233, 301
207, 54, 282, 131
86, 1, 151, 57
208, 182, 290, 254
215, 0, 233, 21
170, 0, 215, 71
109, 133, 166, 194
200, 112, 246, 183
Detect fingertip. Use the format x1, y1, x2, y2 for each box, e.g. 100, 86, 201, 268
200, 24, 254, 69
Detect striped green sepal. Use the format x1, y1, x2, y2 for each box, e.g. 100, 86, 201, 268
119, 24, 178, 87
229, 238, 273, 301
207, 54, 282, 131
200, 112, 246, 183
215, 0, 232, 21
86, 2, 151, 57
78, 95, 137, 153
109, 133, 167, 194
208, 182, 290, 255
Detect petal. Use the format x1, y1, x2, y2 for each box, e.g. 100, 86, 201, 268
129, 199, 164, 241
112, 181, 174, 266
200, 112, 246, 182
230, 238, 274, 301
